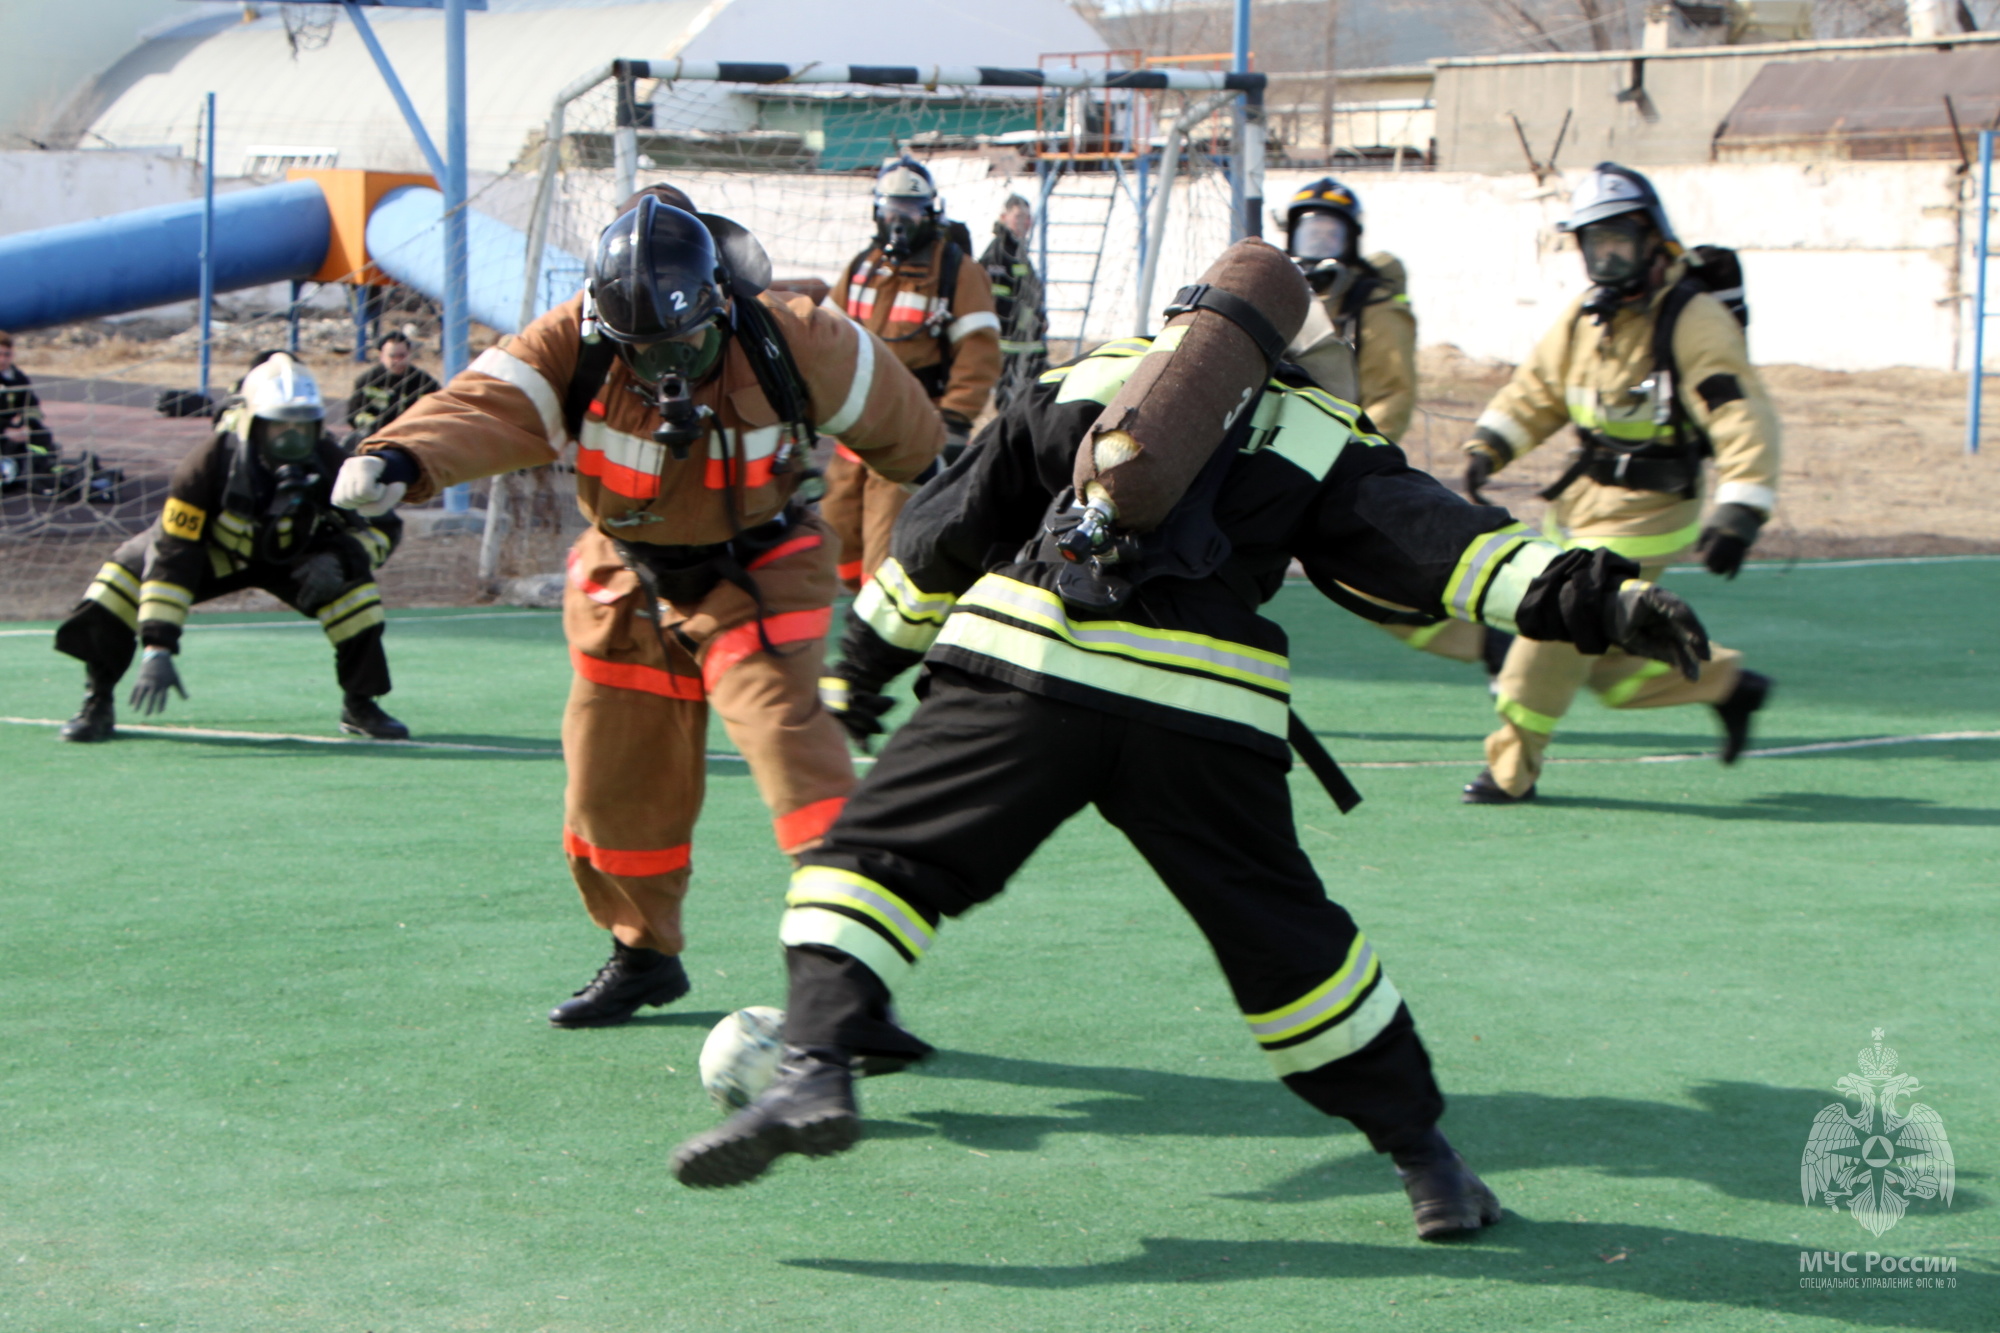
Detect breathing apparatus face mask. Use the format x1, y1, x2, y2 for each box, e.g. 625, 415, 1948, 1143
1289, 211, 1352, 264
254, 417, 320, 466
876, 196, 935, 259
624, 320, 726, 461
1579, 215, 1654, 290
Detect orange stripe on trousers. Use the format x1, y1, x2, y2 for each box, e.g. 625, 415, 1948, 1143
772, 796, 846, 852
701, 606, 834, 692
570, 646, 704, 699
564, 827, 692, 877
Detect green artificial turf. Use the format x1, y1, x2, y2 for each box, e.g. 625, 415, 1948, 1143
1, 560, 1994, 1332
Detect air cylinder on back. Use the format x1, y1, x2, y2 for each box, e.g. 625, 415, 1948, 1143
1072, 238, 1310, 534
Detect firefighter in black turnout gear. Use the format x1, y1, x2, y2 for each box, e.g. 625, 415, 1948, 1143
53, 353, 407, 743
668, 241, 1714, 1240
346, 332, 441, 441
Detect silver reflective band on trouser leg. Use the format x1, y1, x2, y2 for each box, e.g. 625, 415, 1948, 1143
780, 866, 936, 985
1245, 935, 1403, 1077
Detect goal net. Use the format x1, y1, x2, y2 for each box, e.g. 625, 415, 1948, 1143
1, 60, 1259, 620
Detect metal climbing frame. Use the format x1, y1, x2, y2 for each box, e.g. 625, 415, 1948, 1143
1967, 129, 1993, 455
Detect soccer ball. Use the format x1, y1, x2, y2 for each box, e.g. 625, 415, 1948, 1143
697, 1006, 786, 1111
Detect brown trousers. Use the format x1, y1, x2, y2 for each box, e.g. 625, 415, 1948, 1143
560, 522, 855, 953
820, 445, 911, 592
1484, 557, 1743, 795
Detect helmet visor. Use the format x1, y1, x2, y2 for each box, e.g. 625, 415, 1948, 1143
876, 196, 931, 222
256, 418, 320, 463
629, 325, 724, 385
1579, 216, 1651, 287
1291, 212, 1351, 262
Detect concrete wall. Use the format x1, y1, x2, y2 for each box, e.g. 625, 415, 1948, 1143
1260, 161, 1974, 373
0, 150, 200, 238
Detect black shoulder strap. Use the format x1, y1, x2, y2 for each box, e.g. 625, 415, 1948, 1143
1164, 282, 1289, 366
734, 289, 817, 447
561, 337, 619, 442
933, 241, 965, 387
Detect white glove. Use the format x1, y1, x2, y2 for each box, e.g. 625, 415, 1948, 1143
332, 454, 406, 517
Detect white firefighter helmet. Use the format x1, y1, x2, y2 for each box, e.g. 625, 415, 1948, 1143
240, 353, 325, 422
875, 156, 942, 213
1556, 163, 1679, 247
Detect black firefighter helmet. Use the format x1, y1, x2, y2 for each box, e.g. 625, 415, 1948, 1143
589, 196, 730, 382
1283, 176, 1363, 265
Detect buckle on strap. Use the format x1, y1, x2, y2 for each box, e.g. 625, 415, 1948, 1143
1163, 283, 1290, 367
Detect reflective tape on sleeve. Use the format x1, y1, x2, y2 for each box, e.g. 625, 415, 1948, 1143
854, 557, 957, 653
137, 580, 194, 627
946, 310, 1001, 343
1472, 538, 1562, 635
1443, 524, 1531, 623
821, 318, 877, 436
470, 346, 568, 447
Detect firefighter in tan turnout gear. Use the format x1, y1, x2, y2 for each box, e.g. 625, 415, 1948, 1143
332, 187, 943, 1023
1459, 163, 1777, 803
1282, 176, 1510, 680
822, 156, 1000, 589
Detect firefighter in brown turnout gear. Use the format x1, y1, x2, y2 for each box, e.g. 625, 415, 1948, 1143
667, 239, 1716, 1239
333, 187, 942, 1027
822, 157, 1000, 589
1282, 176, 1510, 680
52, 353, 405, 743
1459, 163, 1777, 803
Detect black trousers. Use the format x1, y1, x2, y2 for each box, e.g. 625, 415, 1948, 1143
54, 530, 390, 701
789, 666, 1445, 1154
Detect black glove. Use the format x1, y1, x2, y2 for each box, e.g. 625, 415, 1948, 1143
293, 550, 347, 610
1606, 582, 1712, 681
940, 413, 973, 468
1464, 448, 1497, 505
128, 647, 188, 716
1695, 502, 1763, 580
819, 673, 897, 752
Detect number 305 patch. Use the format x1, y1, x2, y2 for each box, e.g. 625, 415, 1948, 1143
162, 496, 206, 540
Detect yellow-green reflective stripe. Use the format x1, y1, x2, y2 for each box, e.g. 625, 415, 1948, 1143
1263, 978, 1403, 1078
1442, 524, 1529, 622
875, 558, 956, 622
959, 577, 1290, 692
780, 906, 913, 984
937, 612, 1289, 740
1495, 694, 1559, 735
93, 562, 139, 597
1477, 539, 1561, 635
1601, 658, 1674, 707
139, 580, 193, 609
322, 604, 383, 644
85, 574, 139, 629
316, 584, 380, 624
1245, 935, 1378, 1043
1140, 325, 1189, 355
786, 866, 935, 957
1544, 514, 1702, 561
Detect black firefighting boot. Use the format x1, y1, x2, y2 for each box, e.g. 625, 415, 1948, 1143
1461, 768, 1535, 805
1712, 670, 1770, 766
671, 1045, 861, 1188
549, 938, 691, 1028
58, 691, 116, 743
1392, 1127, 1502, 1241
340, 696, 410, 740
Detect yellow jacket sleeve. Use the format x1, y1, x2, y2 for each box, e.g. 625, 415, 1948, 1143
1471, 297, 1584, 465
1357, 294, 1417, 442
1670, 294, 1781, 516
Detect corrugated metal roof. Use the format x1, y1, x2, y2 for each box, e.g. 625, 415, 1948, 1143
80, 0, 1105, 176
1715, 46, 2000, 161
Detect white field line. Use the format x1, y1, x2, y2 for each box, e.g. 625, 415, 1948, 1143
3, 715, 1992, 766
0, 610, 554, 639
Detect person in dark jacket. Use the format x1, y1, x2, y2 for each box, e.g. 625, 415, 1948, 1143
346, 332, 441, 440
667, 239, 1714, 1241
52, 353, 406, 743
0, 330, 58, 490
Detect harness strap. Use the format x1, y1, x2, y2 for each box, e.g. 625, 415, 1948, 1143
1164, 283, 1290, 367
1287, 711, 1363, 815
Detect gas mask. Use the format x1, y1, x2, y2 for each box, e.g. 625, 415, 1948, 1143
253, 416, 320, 467
1289, 211, 1353, 265
1579, 215, 1656, 293
876, 196, 936, 261
624, 322, 726, 461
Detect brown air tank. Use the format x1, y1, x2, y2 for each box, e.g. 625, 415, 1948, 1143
1071, 238, 1310, 533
